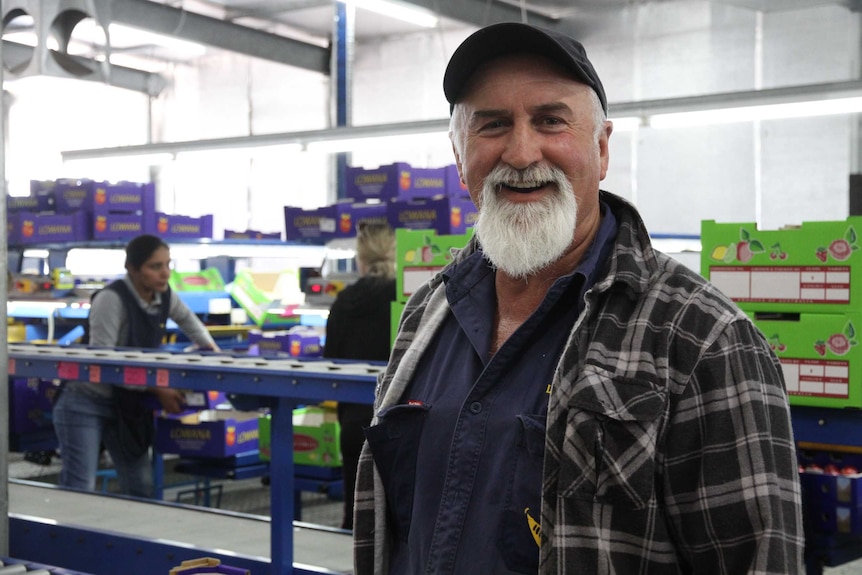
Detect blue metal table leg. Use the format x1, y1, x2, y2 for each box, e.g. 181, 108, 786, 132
152, 449, 164, 500
270, 396, 296, 574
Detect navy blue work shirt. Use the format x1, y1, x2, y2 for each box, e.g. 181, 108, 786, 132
383, 203, 618, 575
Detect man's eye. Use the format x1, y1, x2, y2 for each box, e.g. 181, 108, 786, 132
540, 117, 564, 126
479, 120, 506, 131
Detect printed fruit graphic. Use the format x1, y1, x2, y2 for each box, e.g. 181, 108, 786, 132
207, 391, 220, 401
767, 334, 786, 353
95, 215, 107, 232
710, 245, 727, 261
768, 243, 787, 260
736, 241, 754, 263
340, 213, 352, 234
818, 321, 857, 356
21, 220, 34, 238
421, 245, 434, 262
818, 226, 858, 261
95, 188, 106, 205
451, 206, 462, 228
404, 249, 416, 263
226, 426, 236, 446
399, 170, 411, 191
710, 228, 765, 263
828, 333, 852, 356
158, 217, 169, 233
290, 340, 301, 356
829, 239, 853, 261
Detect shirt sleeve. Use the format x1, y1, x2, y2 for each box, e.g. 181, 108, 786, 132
88, 288, 125, 347
662, 317, 804, 573
168, 291, 216, 349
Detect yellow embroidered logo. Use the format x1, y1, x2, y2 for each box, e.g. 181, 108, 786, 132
525, 507, 541, 547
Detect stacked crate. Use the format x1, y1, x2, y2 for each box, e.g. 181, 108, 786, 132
702, 217, 862, 534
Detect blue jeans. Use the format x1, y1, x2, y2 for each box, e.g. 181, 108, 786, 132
52, 385, 154, 498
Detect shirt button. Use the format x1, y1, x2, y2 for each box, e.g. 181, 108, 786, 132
469, 401, 482, 414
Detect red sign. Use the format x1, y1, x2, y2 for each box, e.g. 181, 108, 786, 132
156, 369, 170, 387
57, 362, 79, 380
124, 366, 147, 386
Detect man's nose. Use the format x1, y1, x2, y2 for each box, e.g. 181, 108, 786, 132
501, 123, 543, 170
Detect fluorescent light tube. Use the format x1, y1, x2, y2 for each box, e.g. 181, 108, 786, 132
649, 96, 862, 128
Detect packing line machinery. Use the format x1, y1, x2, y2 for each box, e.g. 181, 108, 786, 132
7, 343, 383, 575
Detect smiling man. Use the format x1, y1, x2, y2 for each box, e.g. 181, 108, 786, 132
353, 23, 803, 575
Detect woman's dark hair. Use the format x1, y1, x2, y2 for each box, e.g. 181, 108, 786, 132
125, 234, 169, 270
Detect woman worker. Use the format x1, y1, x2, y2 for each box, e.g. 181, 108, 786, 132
323, 221, 397, 529
53, 234, 220, 497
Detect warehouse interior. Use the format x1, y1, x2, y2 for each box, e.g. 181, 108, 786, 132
4, 0, 862, 573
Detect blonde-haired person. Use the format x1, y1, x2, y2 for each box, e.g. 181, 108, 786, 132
323, 221, 397, 530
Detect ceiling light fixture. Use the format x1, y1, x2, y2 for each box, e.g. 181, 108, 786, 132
648, 96, 862, 128
338, 0, 438, 28
58, 80, 862, 162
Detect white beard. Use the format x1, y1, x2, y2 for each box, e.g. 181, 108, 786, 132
474, 164, 577, 279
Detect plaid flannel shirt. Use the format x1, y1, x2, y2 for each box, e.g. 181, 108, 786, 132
353, 191, 804, 575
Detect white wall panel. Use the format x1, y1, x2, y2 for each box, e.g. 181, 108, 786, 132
349, 27, 471, 170
635, 123, 756, 235
153, 48, 331, 233
762, 5, 858, 88
758, 116, 851, 229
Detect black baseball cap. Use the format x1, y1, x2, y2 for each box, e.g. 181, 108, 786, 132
443, 22, 607, 114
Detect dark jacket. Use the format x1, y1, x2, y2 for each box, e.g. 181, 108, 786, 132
323, 276, 396, 363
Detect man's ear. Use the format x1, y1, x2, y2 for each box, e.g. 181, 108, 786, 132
451, 143, 466, 186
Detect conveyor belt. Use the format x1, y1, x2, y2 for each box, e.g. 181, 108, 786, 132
8, 344, 377, 571
9, 481, 353, 574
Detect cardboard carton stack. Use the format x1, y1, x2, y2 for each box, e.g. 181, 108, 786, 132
284, 162, 477, 242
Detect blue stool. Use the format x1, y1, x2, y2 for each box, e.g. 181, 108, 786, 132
95, 468, 117, 492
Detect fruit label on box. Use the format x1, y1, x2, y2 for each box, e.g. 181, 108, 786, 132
751, 311, 862, 408
710, 266, 850, 305
702, 218, 862, 313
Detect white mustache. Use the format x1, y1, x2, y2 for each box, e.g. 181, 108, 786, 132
483, 164, 568, 191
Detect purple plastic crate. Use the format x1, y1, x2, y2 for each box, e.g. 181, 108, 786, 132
9, 377, 57, 433
149, 212, 213, 239
387, 194, 477, 235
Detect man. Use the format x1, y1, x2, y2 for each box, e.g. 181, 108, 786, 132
354, 22, 803, 575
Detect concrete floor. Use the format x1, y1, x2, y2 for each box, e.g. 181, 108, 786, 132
10, 452, 862, 574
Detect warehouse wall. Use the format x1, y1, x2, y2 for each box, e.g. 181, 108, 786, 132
5, 0, 861, 240
152, 52, 331, 236
348, 1, 861, 236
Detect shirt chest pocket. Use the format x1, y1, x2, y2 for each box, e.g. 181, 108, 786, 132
557, 371, 667, 510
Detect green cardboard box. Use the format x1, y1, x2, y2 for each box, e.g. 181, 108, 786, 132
259, 406, 341, 466
749, 311, 862, 408
227, 269, 303, 327
395, 228, 473, 303
701, 218, 862, 313
170, 268, 226, 292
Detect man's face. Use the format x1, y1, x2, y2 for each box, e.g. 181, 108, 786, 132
128, 246, 172, 295
451, 54, 611, 276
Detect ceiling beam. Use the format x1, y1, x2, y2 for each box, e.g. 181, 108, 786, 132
399, 0, 560, 28
3, 41, 166, 95
109, 0, 330, 74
